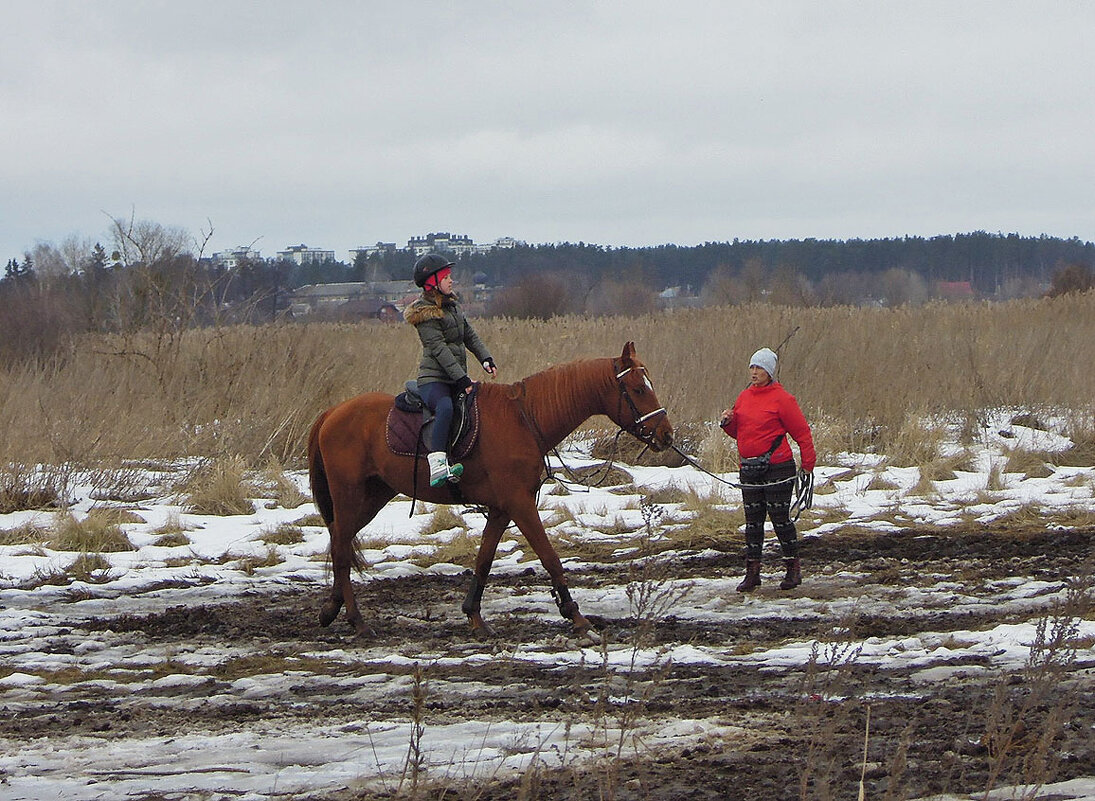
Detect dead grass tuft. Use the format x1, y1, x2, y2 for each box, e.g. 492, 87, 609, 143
236, 546, 284, 573
49, 512, 135, 553
66, 552, 114, 583
1003, 448, 1056, 479
416, 527, 482, 567
418, 506, 470, 537
177, 455, 257, 515
86, 506, 147, 525
0, 522, 50, 546
882, 415, 945, 468
661, 501, 744, 552
257, 458, 310, 508
258, 523, 305, 545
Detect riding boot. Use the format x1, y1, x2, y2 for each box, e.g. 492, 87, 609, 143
736, 559, 762, 593
779, 557, 802, 590
427, 452, 450, 487
446, 456, 463, 483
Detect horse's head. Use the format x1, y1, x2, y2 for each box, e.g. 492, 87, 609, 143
607, 341, 674, 452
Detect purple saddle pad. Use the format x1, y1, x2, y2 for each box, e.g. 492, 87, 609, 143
385, 396, 480, 461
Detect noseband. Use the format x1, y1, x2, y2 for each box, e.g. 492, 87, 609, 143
612, 360, 668, 447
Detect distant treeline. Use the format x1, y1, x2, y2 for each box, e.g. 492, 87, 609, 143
3, 225, 1094, 365
357, 231, 1095, 294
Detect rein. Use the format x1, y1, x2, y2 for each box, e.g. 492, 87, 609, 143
513, 358, 667, 491
512, 379, 628, 490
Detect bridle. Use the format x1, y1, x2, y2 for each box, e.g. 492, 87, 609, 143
612, 359, 668, 449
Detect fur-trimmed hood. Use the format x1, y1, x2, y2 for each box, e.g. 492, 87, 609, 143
404, 292, 459, 325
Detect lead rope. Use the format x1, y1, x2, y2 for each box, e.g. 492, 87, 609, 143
666, 441, 814, 521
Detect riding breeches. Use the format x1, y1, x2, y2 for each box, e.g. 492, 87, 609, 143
741, 460, 798, 559
419, 381, 457, 454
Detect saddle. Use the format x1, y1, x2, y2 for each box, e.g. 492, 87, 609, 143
385, 381, 481, 461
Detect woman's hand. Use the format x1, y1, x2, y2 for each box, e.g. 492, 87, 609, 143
719, 408, 733, 427
482, 358, 498, 377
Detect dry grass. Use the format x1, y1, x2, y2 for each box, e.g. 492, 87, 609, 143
1, 295, 1094, 466
0, 522, 49, 546
49, 512, 135, 553
416, 527, 483, 568
256, 458, 311, 508
176, 455, 257, 515
1003, 448, 1056, 479
258, 523, 305, 545
86, 506, 146, 525
418, 506, 469, 536
236, 546, 284, 573
0, 462, 69, 513
66, 552, 114, 583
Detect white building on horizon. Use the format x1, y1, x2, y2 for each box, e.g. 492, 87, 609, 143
276, 244, 336, 265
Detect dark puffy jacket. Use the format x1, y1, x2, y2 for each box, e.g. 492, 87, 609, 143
404, 292, 492, 387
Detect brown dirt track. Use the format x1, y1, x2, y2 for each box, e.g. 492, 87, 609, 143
3, 525, 1094, 800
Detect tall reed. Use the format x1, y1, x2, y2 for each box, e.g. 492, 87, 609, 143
1, 293, 1093, 466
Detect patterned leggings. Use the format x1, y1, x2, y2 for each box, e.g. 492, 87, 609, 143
741, 460, 798, 560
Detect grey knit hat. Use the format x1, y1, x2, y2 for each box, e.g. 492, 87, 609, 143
749, 347, 778, 381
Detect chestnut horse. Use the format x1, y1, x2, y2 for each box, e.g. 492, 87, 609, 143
307, 341, 673, 638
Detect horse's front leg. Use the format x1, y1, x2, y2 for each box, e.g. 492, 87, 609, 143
462, 507, 510, 636
509, 504, 595, 639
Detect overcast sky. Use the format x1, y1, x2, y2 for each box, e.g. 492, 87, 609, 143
4, 1, 1094, 264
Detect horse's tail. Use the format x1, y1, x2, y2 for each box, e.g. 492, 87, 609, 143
307, 410, 335, 529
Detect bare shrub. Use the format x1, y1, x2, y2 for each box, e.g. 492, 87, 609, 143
979, 569, 1092, 796
0, 463, 69, 513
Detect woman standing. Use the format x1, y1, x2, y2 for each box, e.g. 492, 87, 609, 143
405, 253, 497, 486
720, 347, 815, 592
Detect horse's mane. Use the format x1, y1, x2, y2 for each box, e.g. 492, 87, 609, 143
504, 357, 612, 433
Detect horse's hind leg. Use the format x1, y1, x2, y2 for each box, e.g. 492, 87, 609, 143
462, 507, 511, 636
321, 478, 396, 636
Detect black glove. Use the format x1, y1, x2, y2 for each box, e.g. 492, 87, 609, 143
456, 375, 473, 392
482, 358, 497, 372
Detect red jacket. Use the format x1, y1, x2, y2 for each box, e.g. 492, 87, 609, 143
721, 382, 816, 471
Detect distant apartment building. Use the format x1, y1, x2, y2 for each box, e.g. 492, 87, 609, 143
407, 232, 476, 257
210, 246, 262, 269
348, 242, 399, 261
276, 244, 336, 265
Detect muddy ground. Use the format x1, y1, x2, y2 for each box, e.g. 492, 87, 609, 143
4, 524, 1095, 800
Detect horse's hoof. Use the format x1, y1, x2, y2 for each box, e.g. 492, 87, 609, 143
573, 615, 601, 644
319, 607, 338, 628
468, 614, 495, 639
347, 616, 376, 638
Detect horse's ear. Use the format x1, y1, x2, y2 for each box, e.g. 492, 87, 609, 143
620, 341, 636, 365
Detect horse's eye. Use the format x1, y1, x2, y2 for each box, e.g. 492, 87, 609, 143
634, 385, 646, 395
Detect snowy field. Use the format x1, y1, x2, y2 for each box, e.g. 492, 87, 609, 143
2, 411, 1095, 800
